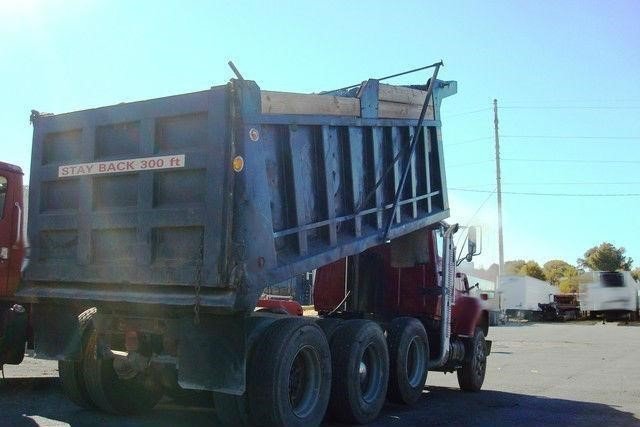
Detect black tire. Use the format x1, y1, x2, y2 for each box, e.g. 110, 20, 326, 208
0, 304, 29, 366
327, 319, 389, 424
248, 318, 331, 427
213, 391, 251, 427
316, 317, 344, 343
386, 317, 429, 405
58, 307, 97, 409
82, 331, 164, 415
457, 327, 487, 392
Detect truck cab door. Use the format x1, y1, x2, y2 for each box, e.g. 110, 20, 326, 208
0, 166, 24, 297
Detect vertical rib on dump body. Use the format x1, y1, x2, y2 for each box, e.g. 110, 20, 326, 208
20, 78, 457, 312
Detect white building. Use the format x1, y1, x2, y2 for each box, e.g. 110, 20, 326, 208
499, 275, 555, 312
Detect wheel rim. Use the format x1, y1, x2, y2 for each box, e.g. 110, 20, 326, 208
405, 336, 427, 388
474, 339, 486, 379
359, 343, 383, 403
288, 345, 321, 418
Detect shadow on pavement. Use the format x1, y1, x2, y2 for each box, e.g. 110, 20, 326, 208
0, 377, 216, 427
1, 379, 638, 427
366, 386, 639, 427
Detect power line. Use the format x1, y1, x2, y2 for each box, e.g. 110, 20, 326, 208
445, 108, 492, 118
500, 105, 640, 110
463, 188, 496, 225
450, 181, 640, 188
445, 136, 493, 147
450, 188, 640, 197
447, 159, 495, 168
455, 187, 496, 248
504, 181, 640, 186
500, 99, 640, 103
502, 135, 640, 140
501, 158, 640, 164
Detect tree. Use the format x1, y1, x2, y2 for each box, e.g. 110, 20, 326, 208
632, 268, 640, 282
558, 271, 581, 293
504, 259, 546, 281
578, 242, 633, 272
504, 260, 526, 275
544, 260, 577, 287
520, 261, 546, 281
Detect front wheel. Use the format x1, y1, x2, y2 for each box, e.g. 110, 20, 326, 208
457, 327, 487, 392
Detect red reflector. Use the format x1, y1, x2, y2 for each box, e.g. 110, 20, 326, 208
480, 293, 489, 300
125, 330, 139, 351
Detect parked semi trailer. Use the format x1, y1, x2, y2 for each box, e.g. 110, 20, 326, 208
580, 271, 639, 321
12, 63, 490, 426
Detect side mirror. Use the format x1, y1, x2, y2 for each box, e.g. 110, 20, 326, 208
465, 226, 482, 262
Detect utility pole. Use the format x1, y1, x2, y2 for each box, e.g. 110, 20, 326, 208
493, 99, 505, 285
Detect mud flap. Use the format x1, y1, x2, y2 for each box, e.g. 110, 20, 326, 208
177, 314, 248, 394
176, 313, 279, 394
0, 305, 29, 366
485, 339, 492, 356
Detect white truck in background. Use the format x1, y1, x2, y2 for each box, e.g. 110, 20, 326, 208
499, 275, 555, 320
580, 271, 640, 321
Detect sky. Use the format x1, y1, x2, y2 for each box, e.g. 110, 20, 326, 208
1, 0, 639, 270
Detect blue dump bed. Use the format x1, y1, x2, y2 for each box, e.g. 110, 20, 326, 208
20, 77, 456, 312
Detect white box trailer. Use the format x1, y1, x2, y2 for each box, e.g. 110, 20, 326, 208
467, 275, 502, 325
580, 271, 640, 321
499, 275, 555, 312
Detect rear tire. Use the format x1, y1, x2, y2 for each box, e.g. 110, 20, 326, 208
327, 319, 389, 424
248, 318, 331, 427
58, 308, 97, 409
316, 317, 343, 343
457, 327, 487, 392
386, 317, 429, 405
82, 331, 164, 414
59, 360, 95, 409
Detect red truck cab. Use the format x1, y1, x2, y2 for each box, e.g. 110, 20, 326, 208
0, 161, 28, 367
314, 226, 490, 382
0, 161, 24, 297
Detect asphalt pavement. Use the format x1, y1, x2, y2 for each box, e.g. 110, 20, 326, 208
1, 321, 638, 427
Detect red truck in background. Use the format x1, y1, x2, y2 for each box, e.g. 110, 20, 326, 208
0, 161, 29, 369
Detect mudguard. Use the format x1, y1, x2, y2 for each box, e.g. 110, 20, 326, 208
452, 295, 487, 337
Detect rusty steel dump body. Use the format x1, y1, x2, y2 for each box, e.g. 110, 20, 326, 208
19, 78, 456, 314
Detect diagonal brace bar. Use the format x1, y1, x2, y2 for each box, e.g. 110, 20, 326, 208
382, 62, 443, 242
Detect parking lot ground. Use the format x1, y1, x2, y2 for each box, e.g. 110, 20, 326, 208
1, 321, 639, 427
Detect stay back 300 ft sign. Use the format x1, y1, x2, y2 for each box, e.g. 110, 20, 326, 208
58, 154, 186, 177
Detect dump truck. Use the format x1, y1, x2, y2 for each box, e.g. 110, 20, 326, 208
13, 63, 490, 426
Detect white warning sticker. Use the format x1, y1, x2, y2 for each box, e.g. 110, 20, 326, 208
58, 154, 186, 177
